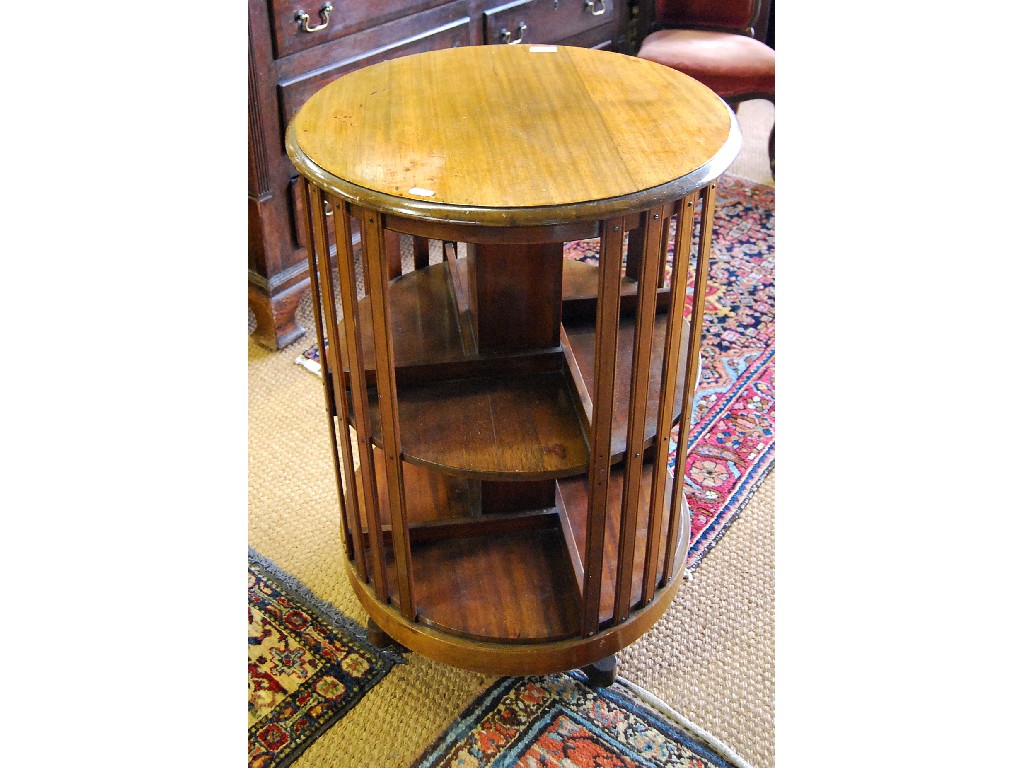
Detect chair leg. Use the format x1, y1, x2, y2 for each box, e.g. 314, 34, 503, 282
768, 123, 775, 178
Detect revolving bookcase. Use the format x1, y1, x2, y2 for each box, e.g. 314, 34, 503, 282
286, 45, 739, 679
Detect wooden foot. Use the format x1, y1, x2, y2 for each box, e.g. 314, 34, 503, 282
366, 618, 409, 653
582, 654, 617, 688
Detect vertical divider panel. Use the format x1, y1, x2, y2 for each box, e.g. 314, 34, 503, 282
664, 182, 717, 582
302, 180, 357, 567
385, 229, 403, 280
361, 209, 416, 621
412, 236, 431, 270
641, 194, 696, 604
613, 203, 669, 625
329, 196, 391, 603
581, 216, 626, 636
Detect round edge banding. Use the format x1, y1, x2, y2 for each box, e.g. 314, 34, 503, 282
285, 107, 739, 229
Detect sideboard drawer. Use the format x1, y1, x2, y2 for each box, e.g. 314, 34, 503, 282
483, 0, 614, 46
280, 6, 472, 247
269, 0, 454, 58
278, 13, 472, 129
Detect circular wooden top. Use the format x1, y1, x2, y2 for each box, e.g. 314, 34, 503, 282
287, 45, 738, 225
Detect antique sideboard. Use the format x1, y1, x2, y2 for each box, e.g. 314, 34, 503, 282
249, 0, 646, 349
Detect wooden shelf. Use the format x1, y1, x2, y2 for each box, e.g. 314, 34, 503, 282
370, 370, 589, 479
355, 447, 687, 637
562, 310, 691, 465
558, 464, 685, 628
346, 260, 565, 386
344, 260, 689, 478
385, 526, 583, 643
350, 260, 466, 373
561, 257, 672, 321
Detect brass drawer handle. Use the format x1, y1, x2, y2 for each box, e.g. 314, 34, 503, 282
500, 21, 527, 44
585, 0, 606, 15
296, 2, 334, 33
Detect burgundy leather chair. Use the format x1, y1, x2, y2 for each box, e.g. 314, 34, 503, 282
637, 0, 775, 175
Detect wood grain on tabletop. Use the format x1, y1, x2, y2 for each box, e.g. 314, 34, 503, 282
291, 45, 732, 210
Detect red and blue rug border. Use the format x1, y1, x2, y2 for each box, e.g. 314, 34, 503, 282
413, 671, 751, 768
248, 548, 404, 767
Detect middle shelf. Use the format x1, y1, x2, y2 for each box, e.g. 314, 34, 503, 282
339, 258, 691, 480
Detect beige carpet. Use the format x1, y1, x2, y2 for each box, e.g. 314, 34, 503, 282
248, 98, 775, 767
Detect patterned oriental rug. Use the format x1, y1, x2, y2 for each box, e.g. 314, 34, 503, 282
414, 672, 753, 768
250, 550, 754, 768
296, 174, 775, 572
248, 550, 404, 767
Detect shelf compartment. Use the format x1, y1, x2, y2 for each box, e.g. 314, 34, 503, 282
562, 312, 690, 465
342, 259, 564, 387
557, 461, 686, 628
345, 260, 468, 373
367, 370, 590, 479
383, 523, 584, 644
351, 447, 684, 641
358, 449, 564, 546
561, 258, 673, 322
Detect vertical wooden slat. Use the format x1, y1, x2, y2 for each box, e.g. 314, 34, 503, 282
641, 193, 696, 604
664, 182, 717, 583
581, 216, 626, 636
320, 196, 371, 583
613, 203, 669, 624
301, 180, 358, 570
362, 210, 416, 620
331, 198, 390, 602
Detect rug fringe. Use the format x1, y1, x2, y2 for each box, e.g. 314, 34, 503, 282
614, 675, 757, 768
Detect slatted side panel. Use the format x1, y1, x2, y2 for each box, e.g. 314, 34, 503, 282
612, 203, 671, 625
641, 193, 696, 603
664, 182, 717, 582
581, 216, 626, 636
323, 193, 391, 603
301, 179, 361, 572
360, 208, 416, 620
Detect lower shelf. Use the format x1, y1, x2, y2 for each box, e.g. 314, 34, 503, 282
385, 525, 583, 643
350, 445, 688, 644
